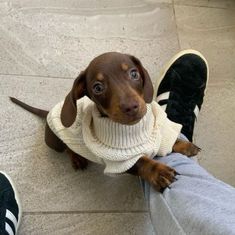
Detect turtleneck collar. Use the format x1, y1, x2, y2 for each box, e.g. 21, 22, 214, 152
91, 104, 155, 149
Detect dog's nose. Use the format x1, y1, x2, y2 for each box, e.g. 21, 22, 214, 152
120, 102, 139, 116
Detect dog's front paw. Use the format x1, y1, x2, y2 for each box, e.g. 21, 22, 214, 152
146, 162, 178, 192
186, 142, 201, 157
173, 140, 201, 157
182, 142, 201, 157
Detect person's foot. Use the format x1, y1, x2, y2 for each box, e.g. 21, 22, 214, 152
155, 49, 209, 141
0, 172, 21, 235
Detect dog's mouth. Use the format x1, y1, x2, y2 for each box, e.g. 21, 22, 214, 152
123, 117, 143, 125
96, 102, 147, 125
109, 106, 147, 125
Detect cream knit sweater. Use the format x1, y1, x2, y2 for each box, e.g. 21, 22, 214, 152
47, 97, 182, 174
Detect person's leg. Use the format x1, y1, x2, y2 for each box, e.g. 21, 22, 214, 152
147, 149, 235, 235
144, 50, 235, 235
0, 172, 22, 235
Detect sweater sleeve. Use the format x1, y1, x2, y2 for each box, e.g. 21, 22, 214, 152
157, 116, 182, 156
46, 96, 91, 141
151, 102, 182, 157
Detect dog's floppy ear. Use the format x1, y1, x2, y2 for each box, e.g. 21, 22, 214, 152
128, 55, 153, 103
61, 71, 86, 127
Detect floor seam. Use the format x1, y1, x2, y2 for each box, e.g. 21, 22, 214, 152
0, 73, 74, 80
174, 3, 234, 10
23, 210, 149, 215
172, 0, 181, 50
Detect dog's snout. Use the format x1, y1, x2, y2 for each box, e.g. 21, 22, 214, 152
120, 101, 139, 116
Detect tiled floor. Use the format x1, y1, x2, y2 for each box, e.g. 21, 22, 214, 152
0, 0, 234, 234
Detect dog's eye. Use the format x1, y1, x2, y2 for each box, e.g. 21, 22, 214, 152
129, 69, 140, 80
93, 82, 105, 94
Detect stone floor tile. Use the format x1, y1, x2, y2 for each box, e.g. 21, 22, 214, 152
19, 212, 154, 235
174, 0, 235, 9
194, 81, 235, 186
175, 5, 235, 83
0, 1, 178, 79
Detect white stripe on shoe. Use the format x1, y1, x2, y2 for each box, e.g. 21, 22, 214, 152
156, 92, 169, 111
5, 222, 14, 235
6, 209, 17, 231
156, 92, 170, 103
194, 105, 200, 118
157, 91, 200, 117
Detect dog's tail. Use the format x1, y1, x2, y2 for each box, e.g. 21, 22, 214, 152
10, 97, 49, 118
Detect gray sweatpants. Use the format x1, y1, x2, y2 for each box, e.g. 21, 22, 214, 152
142, 136, 235, 235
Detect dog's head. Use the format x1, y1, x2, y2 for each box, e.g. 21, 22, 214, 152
61, 52, 154, 127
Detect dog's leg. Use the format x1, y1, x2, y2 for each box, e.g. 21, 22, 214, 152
173, 139, 201, 157
45, 123, 66, 152
66, 148, 88, 170
45, 124, 88, 170
128, 156, 177, 192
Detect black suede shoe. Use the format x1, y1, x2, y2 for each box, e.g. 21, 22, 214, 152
0, 172, 21, 235
155, 50, 209, 141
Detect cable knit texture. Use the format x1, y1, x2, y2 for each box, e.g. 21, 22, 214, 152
47, 97, 182, 174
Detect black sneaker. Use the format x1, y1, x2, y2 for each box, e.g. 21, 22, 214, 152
155, 50, 209, 141
0, 172, 22, 235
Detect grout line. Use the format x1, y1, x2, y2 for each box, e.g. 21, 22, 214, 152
174, 3, 235, 10
172, 0, 181, 50
0, 73, 74, 80
23, 210, 149, 215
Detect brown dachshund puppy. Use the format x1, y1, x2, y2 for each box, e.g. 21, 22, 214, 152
10, 52, 200, 192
